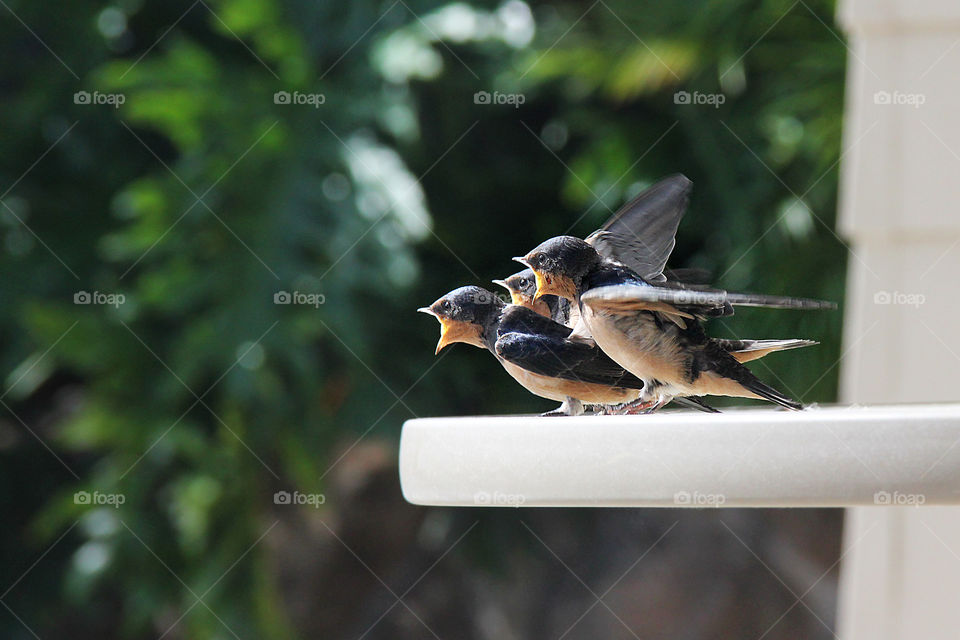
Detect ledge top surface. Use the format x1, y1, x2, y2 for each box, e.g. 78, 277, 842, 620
399, 403, 960, 508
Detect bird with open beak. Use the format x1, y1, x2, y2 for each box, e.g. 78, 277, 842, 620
492, 268, 576, 326
489, 174, 710, 329
418, 285, 717, 416
516, 179, 835, 412
495, 267, 819, 370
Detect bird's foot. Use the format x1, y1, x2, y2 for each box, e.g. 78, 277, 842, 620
609, 398, 659, 415
540, 397, 584, 417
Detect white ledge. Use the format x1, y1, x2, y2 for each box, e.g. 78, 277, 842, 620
399, 403, 960, 507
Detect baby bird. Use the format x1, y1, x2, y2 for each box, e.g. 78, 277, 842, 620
517, 236, 832, 411
492, 268, 576, 326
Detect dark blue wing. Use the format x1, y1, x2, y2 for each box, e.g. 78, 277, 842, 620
498, 305, 573, 340
495, 331, 644, 390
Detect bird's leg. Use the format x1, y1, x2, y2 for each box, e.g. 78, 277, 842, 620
596, 401, 627, 415
612, 397, 659, 415
627, 395, 673, 414
540, 397, 584, 417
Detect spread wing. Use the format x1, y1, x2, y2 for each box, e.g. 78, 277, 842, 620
585, 174, 692, 282
663, 266, 713, 286
581, 283, 837, 319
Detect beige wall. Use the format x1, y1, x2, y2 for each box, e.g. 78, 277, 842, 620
838, 1, 960, 638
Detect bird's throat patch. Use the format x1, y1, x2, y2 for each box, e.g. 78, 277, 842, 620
533, 271, 576, 301
435, 318, 484, 354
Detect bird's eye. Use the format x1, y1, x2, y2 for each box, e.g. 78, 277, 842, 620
518, 278, 527, 287
536, 254, 547, 267
441, 301, 452, 312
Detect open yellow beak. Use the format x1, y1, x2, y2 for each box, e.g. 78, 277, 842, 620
491, 279, 526, 306
435, 317, 480, 354
511, 256, 548, 299
417, 306, 453, 354
435, 318, 455, 355
531, 269, 550, 301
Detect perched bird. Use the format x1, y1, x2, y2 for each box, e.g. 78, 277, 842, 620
418, 286, 716, 415
498, 173, 704, 333
515, 172, 836, 413
492, 268, 808, 366
492, 268, 574, 326
491, 175, 694, 323
516, 235, 833, 411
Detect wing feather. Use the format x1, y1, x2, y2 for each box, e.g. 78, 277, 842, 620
585, 174, 692, 282
581, 283, 836, 316
495, 332, 644, 389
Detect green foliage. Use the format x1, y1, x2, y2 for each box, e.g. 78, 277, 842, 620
1, 0, 845, 636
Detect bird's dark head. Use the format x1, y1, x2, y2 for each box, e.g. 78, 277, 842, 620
515, 236, 599, 301
492, 268, 555, 318
417, 286, 504, 354
492, 269, 537, 306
